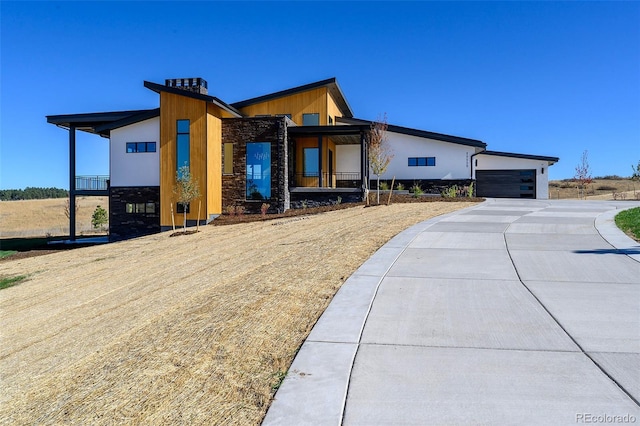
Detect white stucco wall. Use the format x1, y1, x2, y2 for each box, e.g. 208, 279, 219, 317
374, 132, 479, 181
474, 154, 551, 199
336, 144, 361, 178
109, 117, 160, 187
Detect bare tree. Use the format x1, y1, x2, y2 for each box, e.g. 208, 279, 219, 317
173, 165, 201, 233
64, 197, 79, 219
631, 160, 640, 197
574, 150, 592, 199
368, 113, 393, 205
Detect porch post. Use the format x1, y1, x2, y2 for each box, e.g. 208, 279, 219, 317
69, 125, 76, 241
360, 130, 367, 192
317, 135, 323, 188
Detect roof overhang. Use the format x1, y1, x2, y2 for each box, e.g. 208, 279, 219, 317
478, 150, 559, 165
337, 117, 486, 149
46, 109, 158, 137
288, 124, 369, 145
231, 77, 354, 118
144, 81, 242, 118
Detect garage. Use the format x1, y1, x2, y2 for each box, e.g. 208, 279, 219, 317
473, 151, 559, 199
476, 169, 536, 198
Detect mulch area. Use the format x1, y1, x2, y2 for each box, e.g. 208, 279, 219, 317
212, 194, 482, 225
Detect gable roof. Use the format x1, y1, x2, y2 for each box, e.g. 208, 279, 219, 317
46, 109, 158, 137
230, 77, 354, 118
143, 81, 242, 117
337, 117, 486, 148
477, 150, 559, 165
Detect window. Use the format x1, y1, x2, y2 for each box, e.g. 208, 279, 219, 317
224, 143, 234, 174
246, 142, 271, 200
302, 113, 319, 126
303, 147, 319, 177
408, 157, 436, 167
177, 119, 190, 174
176, 203, 190, 214
126, 142, 156, 153
125, 202, 157, 214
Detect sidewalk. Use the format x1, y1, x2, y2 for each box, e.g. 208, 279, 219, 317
263, 199, 640, 425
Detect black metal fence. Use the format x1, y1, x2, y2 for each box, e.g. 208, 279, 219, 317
293, 172, 361, 188
76, 175, 109, 191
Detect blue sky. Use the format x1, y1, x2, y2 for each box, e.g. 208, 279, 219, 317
1, 1, 638, 189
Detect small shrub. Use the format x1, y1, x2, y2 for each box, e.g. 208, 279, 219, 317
336, 196, 342, 205
467, 182, 474, 198
260, 203, 270, 217
226, 205, 236, 216
301, 200, 307, 209
442, 185, 458, 198
595, 175, 624, 180
410, 183, 423, 198
597, 185, 617, 191
396, 183, 405, 191
379, 181, 389, 191
235, 205, 245, 216
91, 205, 108, 230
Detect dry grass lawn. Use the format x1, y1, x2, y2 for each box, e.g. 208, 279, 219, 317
0, 197, 109, 238
549, 178, 639, 200
0, 201, 473, 425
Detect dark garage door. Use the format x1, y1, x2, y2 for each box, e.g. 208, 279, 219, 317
476, 169, 536, 198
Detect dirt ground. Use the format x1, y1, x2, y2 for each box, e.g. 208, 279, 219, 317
0, 196, 109, 238
0, 200, 474, 425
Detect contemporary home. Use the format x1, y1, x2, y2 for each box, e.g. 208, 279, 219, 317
47, 77, 558, 241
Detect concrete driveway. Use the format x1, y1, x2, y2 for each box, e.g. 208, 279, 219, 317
263, 199, 640, 425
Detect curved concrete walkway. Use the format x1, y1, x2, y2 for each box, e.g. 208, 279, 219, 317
263, 199, 640, 425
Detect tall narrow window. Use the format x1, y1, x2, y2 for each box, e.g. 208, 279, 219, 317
176, 119, 190, 175
246, 142, 271, 199
224, 143, 234, 174
303, 148, 319, 176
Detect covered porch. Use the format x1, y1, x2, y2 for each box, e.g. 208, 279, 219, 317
287, 124, 369, 194
46, 109, 155, 240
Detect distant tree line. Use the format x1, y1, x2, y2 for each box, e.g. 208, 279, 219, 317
0, 187, 69, 201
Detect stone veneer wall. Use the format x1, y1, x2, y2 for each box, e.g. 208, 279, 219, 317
109, 186, 160, 241
221, 117, 289, 214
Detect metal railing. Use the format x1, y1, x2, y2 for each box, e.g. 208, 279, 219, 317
293, 172, 361, 188
75, 175, 109, 191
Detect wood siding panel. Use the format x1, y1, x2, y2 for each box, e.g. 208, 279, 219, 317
327, 92, 343, 124
238, 87, 329, 125
160, 92, 207, 227
207, 105, 222, 216
294, 136, 336, 187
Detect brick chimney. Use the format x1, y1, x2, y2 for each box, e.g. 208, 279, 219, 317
165, 78, 208, 95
